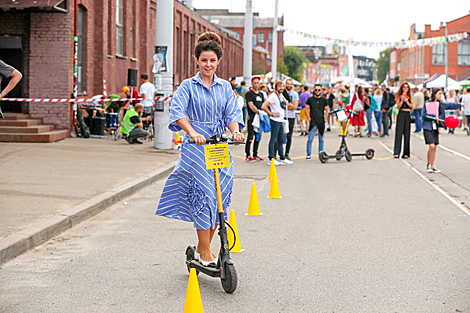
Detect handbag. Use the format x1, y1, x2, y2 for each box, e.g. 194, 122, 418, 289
282, 119, 289, 133
410, 112, 416, 123
352, 93, 364, 114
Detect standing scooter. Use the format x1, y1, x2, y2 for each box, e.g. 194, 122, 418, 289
185, 134, 243, 294
319, 108, 375, 163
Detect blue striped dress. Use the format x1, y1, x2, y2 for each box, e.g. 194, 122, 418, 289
155, 73, 244, 230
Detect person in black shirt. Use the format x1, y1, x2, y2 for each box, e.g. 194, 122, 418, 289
305, 84, 329, 160
244, 76, 265, 161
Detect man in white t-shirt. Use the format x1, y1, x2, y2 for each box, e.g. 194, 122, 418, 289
462, 88, 470, 135
284, 79, 299, 160
261, 81, 294, 166
139, 74, 155, 113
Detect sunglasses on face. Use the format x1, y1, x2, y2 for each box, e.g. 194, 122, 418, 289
403, 86, 409, 89
315, 89, 321, 91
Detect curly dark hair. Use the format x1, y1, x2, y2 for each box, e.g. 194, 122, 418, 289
194, 32, 223, 60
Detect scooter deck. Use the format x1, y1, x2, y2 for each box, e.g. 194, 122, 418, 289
189, 260, 220, 277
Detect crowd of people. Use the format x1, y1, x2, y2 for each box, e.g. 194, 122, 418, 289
230, 77, 470, 171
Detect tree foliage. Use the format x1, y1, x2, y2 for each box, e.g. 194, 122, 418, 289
277, 55, 289, 76
375, 48, 390, 83
283, 46, 307, 81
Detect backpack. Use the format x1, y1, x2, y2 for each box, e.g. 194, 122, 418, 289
352, 93, 364, 114
367, 95, 378, 111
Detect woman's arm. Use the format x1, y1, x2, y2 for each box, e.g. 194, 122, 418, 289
227, 121, 244, 142
176, 119, 206, 145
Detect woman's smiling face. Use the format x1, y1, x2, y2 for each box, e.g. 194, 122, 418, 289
196, 51, 220, 79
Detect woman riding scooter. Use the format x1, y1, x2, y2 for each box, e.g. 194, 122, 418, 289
155, 32, 244, 266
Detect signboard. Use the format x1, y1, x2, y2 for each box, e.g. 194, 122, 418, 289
153, 46, 167, 73
204, 143, 230, 170
414, 74, 429, 79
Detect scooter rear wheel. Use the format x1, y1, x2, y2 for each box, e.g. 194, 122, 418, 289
221, 263, 238, 293
345, 151, 352, 162
365, 149, 375, 160
185, 246, 199, 275
319, 151, 328, 163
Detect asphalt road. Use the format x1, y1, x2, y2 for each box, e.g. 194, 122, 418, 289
1, 126, 470, 312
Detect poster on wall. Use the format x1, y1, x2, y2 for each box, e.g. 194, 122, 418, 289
153, 46, 167, 73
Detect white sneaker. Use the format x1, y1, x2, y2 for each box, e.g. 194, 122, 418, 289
267, 159, 281, 166
280, 159, 294, 165
306, 155, 311, 160
332, 125, 335, 129
432, 165, 441, 173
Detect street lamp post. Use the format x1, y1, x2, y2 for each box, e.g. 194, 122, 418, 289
271, 0, 279, 81
243, 0, 253, 84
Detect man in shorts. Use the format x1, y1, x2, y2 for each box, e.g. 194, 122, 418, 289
0, 59, 23, 118
298, 85, 311, 136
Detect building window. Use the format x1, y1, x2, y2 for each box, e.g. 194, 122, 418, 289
268, 32, 272, 43
432, 43, 446, 65
116, 0, 124, 56
258, 32, 264, 43
458, 38, 470, 66
77, 5, 85, 92
130, 0, 135, 58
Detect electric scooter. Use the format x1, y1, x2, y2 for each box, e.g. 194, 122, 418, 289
185, 134, 243, 294
319, 108, 375, 163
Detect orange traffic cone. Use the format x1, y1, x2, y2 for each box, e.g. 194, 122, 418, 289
227, 210, 245, 253
183, 268, 204, 313
266, 160, 279, 182
245, 182, 262, 216
268, 169, 282, 199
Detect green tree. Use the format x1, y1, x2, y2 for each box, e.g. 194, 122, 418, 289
283, 46, 307, 81
375, 48, 390, 83
277, 55, 289, 76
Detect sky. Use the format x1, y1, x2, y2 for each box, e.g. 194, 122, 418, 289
192, 0, 470, 59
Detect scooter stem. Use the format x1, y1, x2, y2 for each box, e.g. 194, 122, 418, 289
213, 168, 224, 214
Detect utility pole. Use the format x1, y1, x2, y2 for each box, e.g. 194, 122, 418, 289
243, 0, 253, 84
154, 0, 174, 149
421, 45, 425, 85
271, 0, 279, 81
445, 23, 449, 92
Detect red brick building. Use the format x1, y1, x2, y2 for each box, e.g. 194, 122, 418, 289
391, 11, 470, 85
0, 0, 244, 134
196, 9, 284, 75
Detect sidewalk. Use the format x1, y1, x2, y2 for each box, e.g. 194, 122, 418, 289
0, 137, 179, 263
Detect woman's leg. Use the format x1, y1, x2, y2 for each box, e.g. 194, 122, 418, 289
359, 126, 362, 136
393, 111, 405, 156
428, 144, 436, 165
196, 225, 219, 261
403, 112, 411, 157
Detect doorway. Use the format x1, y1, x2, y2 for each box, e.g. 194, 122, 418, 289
0, 35, 24, 112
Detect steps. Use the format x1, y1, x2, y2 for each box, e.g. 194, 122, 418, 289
0, 113, 69, 143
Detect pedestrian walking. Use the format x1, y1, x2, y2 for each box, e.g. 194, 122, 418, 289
373, 89, 383, 136
364, 88, 376, 137
462, 88, 470, 135
155, 32, 244, 267
245, 76, 265, 162
350, 86, 365, 137
261, 81, 294, 166
298, 85, 312, 136
305, 84, 329, 160
0, 59, 23, 118
446, 89, 459, 134
326, 87, 336, 131
393, 82, 413, 159
284, 79, 299, 160
239, 80, 249, 124
412, 87, 424, 133
380, 84, 391, 137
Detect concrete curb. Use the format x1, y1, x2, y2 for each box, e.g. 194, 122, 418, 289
0, 160, 177, 264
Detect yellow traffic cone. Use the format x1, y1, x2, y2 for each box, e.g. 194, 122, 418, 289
176, 132, 181, 143
227, 210, 245, 253
266, 160, 279, 182
268, 169, 282, 199
245, 182, 262, 216
183, 268, 204, 313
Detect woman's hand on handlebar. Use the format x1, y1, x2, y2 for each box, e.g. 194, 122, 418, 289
232, 131, 244, 142
189, 131, 206, 145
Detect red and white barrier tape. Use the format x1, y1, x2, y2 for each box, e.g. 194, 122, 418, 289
1, 97, 173, 102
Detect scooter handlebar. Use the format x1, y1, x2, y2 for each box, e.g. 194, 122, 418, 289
187, 136, 245, 145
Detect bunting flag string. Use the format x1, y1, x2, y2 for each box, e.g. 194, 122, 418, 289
277, 26, 468, 50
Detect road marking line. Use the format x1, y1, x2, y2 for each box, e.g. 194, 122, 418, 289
411, 133, 470, 162
374, 137, 470, 217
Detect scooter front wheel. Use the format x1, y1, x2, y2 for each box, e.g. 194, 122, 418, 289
335, 150, 343, 161
345, 151, 352, 162
365, 149, 375, 160
221, 263, 238, 293
185, 246, 199, 275
319, 151, 328, 163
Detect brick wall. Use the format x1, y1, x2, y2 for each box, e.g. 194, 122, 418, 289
174, 0, 244, 84
28, 11, 72, 129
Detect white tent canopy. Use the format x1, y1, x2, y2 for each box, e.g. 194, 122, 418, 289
425, 74, 458, 88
